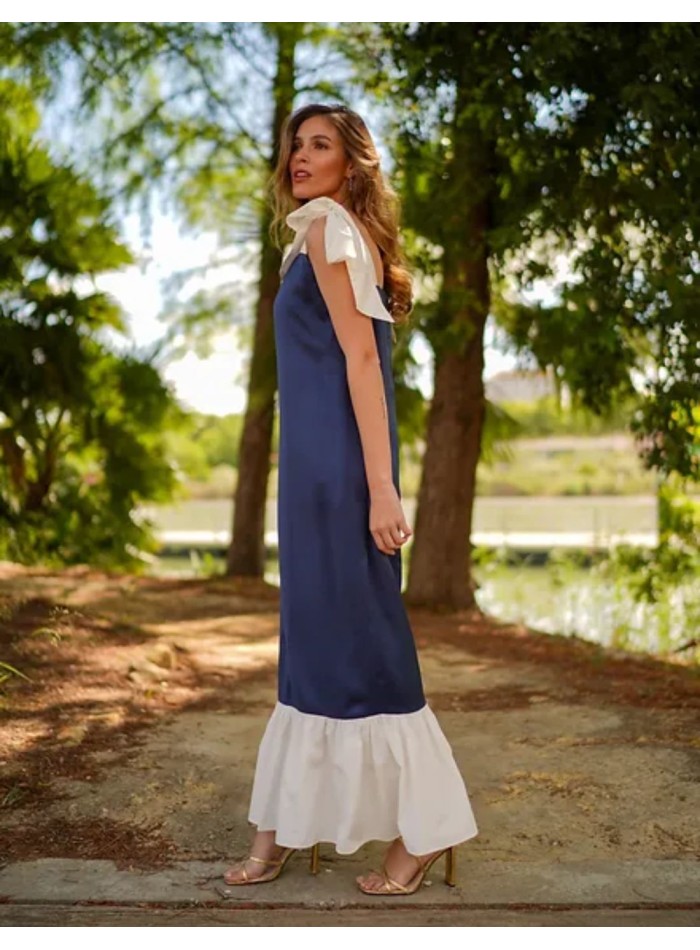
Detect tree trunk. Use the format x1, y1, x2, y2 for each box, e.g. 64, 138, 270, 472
404, 289, 489, 611
404, 87, 491, 611
225, 29, 297, 578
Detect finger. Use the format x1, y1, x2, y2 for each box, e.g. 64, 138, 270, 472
386, 530, 401, 552
378, 529, 394, 552
371, 529, 392, 555
377, 528, 395, 554
392, 519, 412, 545
387, 525, 405, 547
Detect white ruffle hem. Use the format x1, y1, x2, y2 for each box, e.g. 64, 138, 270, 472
248, 700, 479, 855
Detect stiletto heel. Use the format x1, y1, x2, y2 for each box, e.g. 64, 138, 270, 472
445, 846, 456, 887
310, 842, 320, 874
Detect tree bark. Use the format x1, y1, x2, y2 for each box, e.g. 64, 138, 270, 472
404, 258, 489, 611
404, 84, 491, 611
225, 28, 297, 577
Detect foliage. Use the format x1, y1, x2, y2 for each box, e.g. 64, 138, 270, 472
495, 395, 637, 438
0, 23, 441, 442
591, 477, 700, 655
596, 478, 700, 601
4, 24, 698, 610
163, 411, 245, 483
0, 23, 343, 342
496, 25, 700, 483
471, 545, 698, 661
476, 443, 658, 498
352, 23, 700, 484
0, 660, 30, 687
0, 80, 183, 569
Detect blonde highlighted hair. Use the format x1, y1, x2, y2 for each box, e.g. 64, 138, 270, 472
269, 103, 413, 324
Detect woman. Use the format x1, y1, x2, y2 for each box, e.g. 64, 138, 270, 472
224, 103, 478, 896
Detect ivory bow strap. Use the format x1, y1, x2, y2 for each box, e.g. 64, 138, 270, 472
280, 196, 394, 324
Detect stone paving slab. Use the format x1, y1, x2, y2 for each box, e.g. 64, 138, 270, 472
1, 857, 698, 908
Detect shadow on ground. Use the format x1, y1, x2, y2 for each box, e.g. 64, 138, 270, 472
1, 562, 698, 877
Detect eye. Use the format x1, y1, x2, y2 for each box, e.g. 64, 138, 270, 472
291, 140, 329, 151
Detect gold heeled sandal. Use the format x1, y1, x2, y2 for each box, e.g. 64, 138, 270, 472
357, 845, 456, 896
223, 842, 321, 885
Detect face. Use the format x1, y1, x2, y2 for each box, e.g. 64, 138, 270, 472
289, 115, 353, 204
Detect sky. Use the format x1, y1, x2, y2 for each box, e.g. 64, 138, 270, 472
96, 211, 251, 417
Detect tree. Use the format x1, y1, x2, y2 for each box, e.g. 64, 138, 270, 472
350, 23, 700, 609
1, 22, 351, 578
0, 80, 181, 568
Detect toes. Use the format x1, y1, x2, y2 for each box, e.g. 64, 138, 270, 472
224, 860, 254, 884
357, 870, 384, 892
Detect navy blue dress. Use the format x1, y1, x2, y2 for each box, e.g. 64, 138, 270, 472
274, 250, 426, 721
247, 196, 478, 855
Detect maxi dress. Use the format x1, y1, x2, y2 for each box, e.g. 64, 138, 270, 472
247, 195, 479, 855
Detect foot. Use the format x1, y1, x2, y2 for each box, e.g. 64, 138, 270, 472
355, 837, 441, 894
224, 830, 289, 885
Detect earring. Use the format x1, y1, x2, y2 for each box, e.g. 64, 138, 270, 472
348, 176, 354, 192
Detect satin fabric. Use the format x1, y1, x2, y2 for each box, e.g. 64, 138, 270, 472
273, 250, 425, 719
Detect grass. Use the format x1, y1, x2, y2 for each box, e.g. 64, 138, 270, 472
173, 433, 683, 502
475, 444, 658, 497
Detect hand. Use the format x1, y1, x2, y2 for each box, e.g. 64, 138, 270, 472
369, 483, 413, 555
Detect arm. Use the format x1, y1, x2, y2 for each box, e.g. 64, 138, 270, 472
306, 216, 412, 555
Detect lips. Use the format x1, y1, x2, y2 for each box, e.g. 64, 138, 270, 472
294, 171, 311, 180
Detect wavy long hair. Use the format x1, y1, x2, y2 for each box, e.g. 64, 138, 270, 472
269, 103, 413, 324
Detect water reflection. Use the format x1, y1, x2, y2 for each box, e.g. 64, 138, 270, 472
474, 561, 696, 657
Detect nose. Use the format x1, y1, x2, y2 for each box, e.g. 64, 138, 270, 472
293, 141, 311, 163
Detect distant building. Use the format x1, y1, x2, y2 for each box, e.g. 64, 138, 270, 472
485, 367, 569, 407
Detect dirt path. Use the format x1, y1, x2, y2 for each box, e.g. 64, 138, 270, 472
1, 562, 698, 878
